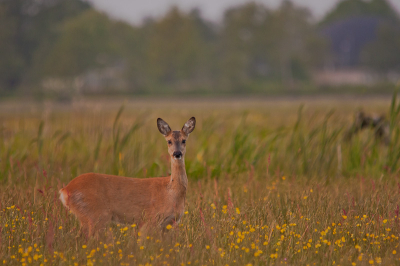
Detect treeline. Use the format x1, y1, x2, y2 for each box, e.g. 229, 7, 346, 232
0, 0, 399, 96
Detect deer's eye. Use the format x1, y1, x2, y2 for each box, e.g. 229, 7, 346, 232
168, 140, 172, 145
182, 140, 186, 144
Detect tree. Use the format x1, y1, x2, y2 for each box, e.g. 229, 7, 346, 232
219, 3, 272, 89
109, 21, 146, 92
144, 7, 214, 90
320, 0, 400, 71
40, 10, 117, 77
0, 1, 25, 90
0, 0, 90, 91
219, 1, 326, 90
268, 1, 327, 86
321, 0, 399, 25
361, 22, 400, 72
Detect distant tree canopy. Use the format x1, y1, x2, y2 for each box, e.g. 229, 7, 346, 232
0, 0, 90, 90
41, 10, 118, 77
361, 22, 400, 71
321, 0, 398, 25
145, 7, 213, 88
219, 2, 326, 89
0, 0, 399, 95
320, 0, 400, 71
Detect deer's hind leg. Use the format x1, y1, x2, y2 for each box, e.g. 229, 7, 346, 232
88, 211, 112, 239
73, 213, 90, 238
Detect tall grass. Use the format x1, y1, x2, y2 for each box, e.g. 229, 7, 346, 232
0, 96, 399, 265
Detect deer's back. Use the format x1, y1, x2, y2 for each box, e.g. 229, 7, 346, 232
63, 173, 177, 224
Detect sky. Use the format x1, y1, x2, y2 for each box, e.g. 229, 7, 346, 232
87, 0, 400, 25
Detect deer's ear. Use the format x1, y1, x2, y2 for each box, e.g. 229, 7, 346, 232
182, 117, 196, 136
157, 118, 172, 136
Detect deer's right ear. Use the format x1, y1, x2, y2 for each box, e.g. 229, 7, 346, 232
157, 118, 172, 136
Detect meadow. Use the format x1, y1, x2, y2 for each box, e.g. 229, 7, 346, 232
1, 95, 400, 265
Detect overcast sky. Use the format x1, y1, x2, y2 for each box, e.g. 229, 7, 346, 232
87, 0, 400, 25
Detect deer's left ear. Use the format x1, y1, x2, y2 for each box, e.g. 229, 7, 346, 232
182, 117, 196, 136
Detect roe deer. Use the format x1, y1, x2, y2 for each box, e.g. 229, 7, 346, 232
345, 111, 389, 144
59, 117, 195, 237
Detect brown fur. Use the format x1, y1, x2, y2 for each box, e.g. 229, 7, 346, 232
59, 117, 195, 237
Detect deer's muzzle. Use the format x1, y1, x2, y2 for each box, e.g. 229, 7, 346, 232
173, 151, 182, 159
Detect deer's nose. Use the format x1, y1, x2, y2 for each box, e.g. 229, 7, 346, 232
173, 151, 182, 159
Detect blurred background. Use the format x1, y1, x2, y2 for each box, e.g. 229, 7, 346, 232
3, 2, 400, 264
1, 0, 400, 100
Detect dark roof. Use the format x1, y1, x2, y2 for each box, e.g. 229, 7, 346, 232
320, 16, 385, 67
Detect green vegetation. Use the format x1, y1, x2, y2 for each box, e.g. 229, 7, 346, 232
1, 96, 400, 264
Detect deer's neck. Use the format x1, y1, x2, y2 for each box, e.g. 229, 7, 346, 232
170, 158, 188, 189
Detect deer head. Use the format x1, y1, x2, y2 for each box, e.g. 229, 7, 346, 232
157, 117, 196, 160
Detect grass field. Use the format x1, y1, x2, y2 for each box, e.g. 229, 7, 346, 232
1, 95, 400, 265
